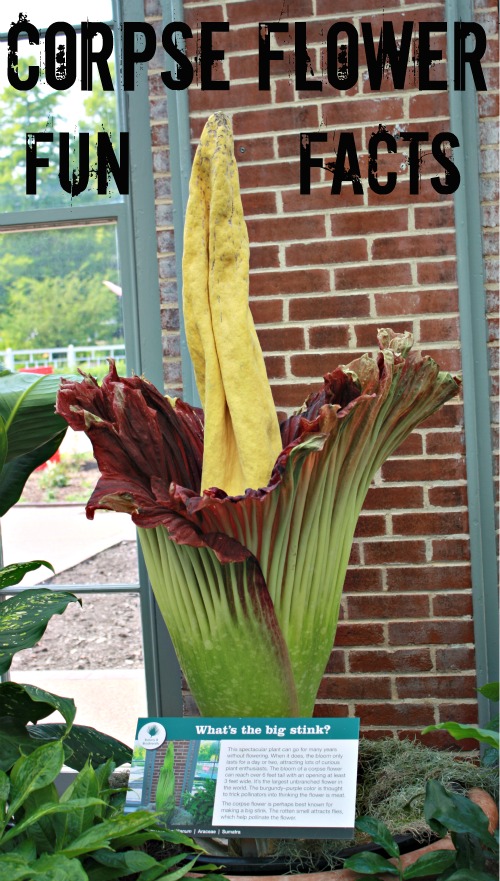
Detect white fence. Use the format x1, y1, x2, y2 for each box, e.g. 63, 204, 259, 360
1, 344, 126, 372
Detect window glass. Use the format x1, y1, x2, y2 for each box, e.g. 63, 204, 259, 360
0, 1, 113, 32
0, 224, 123, 355
0, 27, 122, 209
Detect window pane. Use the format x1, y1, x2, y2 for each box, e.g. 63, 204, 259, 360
10, 588, 146, 746
0, 30, 122, 210
0, 1, 113, 33
0, 223, 123, 355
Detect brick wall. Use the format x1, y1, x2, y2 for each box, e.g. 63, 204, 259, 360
144, 0, 497, 742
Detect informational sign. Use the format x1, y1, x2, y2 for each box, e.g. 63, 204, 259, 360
125, 717, 359, 839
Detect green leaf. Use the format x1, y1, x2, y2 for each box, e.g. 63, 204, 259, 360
0, 682, 76, 732
0, 372, 68, 462
343, 850, 399, 875
1, 797, 106, 847
59, 809, 162, 858
30, 852, 89, 881
20, 782, 62, 855
92, 848, 159, 872
0, 853, 34, 881
478, 682, 499, 703
356, 815, 400, 857
0, 561, 54, 590
424, 780, 496, 849
58, 761, 99, 847
422, 721, 499, 750
0, 589, 80, 674
140, 855, 199, 881
0, 431, 66, 516
29, 723, 132, 769
445, 871, 500, 881
8, 740, 65, 819
403, 848, 456, 878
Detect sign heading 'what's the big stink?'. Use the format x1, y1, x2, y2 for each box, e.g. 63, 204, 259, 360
7, 14, 489, 198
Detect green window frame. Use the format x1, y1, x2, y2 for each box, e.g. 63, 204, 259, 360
0, 0, 183, 716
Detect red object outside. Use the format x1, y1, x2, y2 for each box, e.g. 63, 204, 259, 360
19, 365, 61, 469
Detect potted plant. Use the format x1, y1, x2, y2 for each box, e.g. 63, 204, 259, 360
53, 113, 496, 875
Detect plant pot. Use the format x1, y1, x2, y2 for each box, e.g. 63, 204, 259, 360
219, 789, 498, 881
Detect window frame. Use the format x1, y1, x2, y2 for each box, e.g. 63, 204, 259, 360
0, 0, 183, 717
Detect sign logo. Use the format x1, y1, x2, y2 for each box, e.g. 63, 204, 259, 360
137, 721, 166, 750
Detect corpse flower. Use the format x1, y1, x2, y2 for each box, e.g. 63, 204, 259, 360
56, 114, 461, 718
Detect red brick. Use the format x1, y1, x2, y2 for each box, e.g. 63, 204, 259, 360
284, 185, 365, 212
415, 203, 455, 229
396, 675, 477, 700
239, 161, 297, 189
432, 593, 473, 617
217, 24, 258, 54
425, 430, 464, 456
325, 649, 346, 674
233, 103, 319, 136
363, 485, 424, 510
420, 317, 461, 344
349, 648, 433, 674
250, 245, 280, 269
355, 320, 414, 349
228, 54, 257, 81
358, 703, 433, 727
432, 539, 470, 562
375, 288, 459, 315
336, 263, 412, 290
241, 190, 277, 216
382, 457, 466, 482
308, 325, 350, 349
257, 326, 305, 351
313, 703, 351, 718
271, 382, 314, 408
233, 136, 275, 164
409, 728, 480, 750
364, 539, 426, 565
250, 268, 330, 296
372, 233, 456, 261
353, 514, 386, 538
290, 294, 370, 321
247, 215, 325, 243
318, 676, 392, 700
388, 619, 474, 645
417, 259, 457, 285
438, 702, 479, 725
386, 564, 471, 592
331, 208, 409, 237
291, 351, 358, 377
190, 81, 270, 112
264, 355, 286, 379
343, 567, 384, 593
436, 646, 476, 672
367, 184, 454, 208
334, 622, 385, 646
393, 511, 468, 537
347, 543, 361, 566
390, 433, 424, 456
249, 298, 283, 323
428, 485, 468, 507
421, 402, 462, 430
347, 593, 430, 620
184, 4, 224, 26
286, 238, 368, 267
410, 92, 450, 120
226, 0, 313, 24
322, 97, 404, 127
317, 0, 388, 10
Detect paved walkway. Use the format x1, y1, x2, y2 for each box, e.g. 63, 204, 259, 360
2, 505, 136, 585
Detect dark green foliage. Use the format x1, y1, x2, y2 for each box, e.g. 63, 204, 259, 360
182, 780, 217, 825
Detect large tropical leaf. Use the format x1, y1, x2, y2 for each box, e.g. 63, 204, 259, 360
0, 561, 54, 590
29, 723, 132, 770
0, 588, 80, 674
0, 372, 68, 463
0, 682, 76, 731
0, 431, 66, 516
